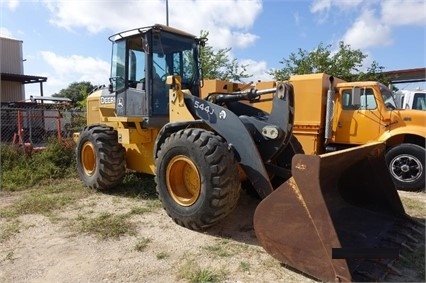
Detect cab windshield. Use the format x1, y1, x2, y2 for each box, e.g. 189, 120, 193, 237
379, 83, 397, 110
151, 30, 200, 88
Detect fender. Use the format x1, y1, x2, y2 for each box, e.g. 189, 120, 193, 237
183, 93, 274, 199
181, 82, 294, 199
154, 120, 204, 160
378, 125, 426, 146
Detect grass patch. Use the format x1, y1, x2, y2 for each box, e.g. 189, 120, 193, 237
134, 237, 151, 251
239, 261, 250, 272
0, 181, 91, 219
177, 259, 227, 283
1, 140, 76, 191
156, 251, 170, 259
203, 239, 249, 257
127, 201, 161, 215
76, 212, 137, 239
0, 220, 20, 242
3, 251, 15, 262
203, 240, 232, 257
1, 192, 74, 218
107, 173, 158, 200
400, 196, 426, 218
128, 206, 152, 215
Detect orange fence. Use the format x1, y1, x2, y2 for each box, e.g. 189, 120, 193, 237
1, 102, 85, 148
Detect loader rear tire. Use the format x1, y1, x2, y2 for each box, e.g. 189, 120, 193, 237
385, 143, 425, 191
76, 124, 126, 190
155, 128, 241, 231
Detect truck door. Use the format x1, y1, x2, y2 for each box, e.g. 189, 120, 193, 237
333, 88, 382, 144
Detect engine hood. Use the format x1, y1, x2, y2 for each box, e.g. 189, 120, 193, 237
390, 109, 426, 132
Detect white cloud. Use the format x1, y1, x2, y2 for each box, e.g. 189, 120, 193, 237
0, 27, 15, 39
310, 0, 365, 23
40, 51, 110, 91
19, 0, 261, 95
381, 0, 426, 26
43, 0, 262, 50
310, 0, 332, 14
311, 0, 425, 51
342, 9, 392, 49
240, 59, 273, 83
7, 0, 19, 10
311, 0, 367, 13
293, 12, 301, 26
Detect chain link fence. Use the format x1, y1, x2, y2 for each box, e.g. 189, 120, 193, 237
1, 102, 85, 148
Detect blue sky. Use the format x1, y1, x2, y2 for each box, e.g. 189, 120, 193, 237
1, 0, 425, 98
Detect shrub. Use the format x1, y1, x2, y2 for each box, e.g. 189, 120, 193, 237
0, 139, 76, 190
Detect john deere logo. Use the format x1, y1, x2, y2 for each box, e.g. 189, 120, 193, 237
100, 96, 115, 104
117, 98, 124, 108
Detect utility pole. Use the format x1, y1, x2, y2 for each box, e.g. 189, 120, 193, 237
166, 0, 169, 26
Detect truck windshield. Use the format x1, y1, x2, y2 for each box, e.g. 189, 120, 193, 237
379, 84, 397, 110
413, 93, 426, 110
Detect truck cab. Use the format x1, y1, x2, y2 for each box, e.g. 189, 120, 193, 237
331, 80, 425, 191
286, 73, 425, 191
394, 89, 426, 110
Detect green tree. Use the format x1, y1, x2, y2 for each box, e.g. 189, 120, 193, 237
199, 31, 251, 82
53, 81, 96, 107
271, 41, 389, 84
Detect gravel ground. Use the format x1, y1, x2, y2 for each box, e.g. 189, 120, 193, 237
0, 184, 424, 283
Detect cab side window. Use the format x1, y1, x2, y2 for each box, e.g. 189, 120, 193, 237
342, 90, 358, 110
341, 88, 377, 110
360, 88, 377, 110
128, 49, 145, 89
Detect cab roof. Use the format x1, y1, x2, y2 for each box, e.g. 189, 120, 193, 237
108, 24, 197, 42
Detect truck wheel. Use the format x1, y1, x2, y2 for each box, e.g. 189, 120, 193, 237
155, 128, 241, 231
385, 143, 425, 191
76, 124, 126, 190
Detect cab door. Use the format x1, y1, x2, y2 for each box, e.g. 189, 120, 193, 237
333, 87, 382, 145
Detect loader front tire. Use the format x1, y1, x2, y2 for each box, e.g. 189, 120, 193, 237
76, 124, 126, 190
385, 143, 425, 191
155, 128, 241, 231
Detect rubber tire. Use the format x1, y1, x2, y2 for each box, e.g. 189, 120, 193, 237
155, 128, 241, 231
76, 124, 126, 190
385, 143, 425, 191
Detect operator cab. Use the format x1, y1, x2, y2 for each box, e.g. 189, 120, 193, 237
108, 24, 202, 127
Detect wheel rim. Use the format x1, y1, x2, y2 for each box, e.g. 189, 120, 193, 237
389, 154, 423, 183
166, 155, 201, 206
81, 141, 96, 176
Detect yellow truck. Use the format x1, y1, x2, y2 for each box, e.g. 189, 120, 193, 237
203, 74, 426, 191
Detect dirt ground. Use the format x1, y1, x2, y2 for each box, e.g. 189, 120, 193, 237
0, 185, 425, 283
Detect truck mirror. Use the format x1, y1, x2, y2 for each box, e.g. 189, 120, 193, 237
351, 87, 361, 107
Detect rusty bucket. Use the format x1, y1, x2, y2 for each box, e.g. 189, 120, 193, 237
254, 142, 420, 282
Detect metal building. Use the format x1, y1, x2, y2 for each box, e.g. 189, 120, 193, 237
0, 36, 47, 102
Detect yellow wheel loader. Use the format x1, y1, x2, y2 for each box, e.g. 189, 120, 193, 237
74, 24, 423, 282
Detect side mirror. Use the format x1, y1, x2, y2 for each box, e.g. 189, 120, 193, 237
351, 87, 361, 108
